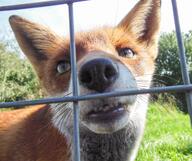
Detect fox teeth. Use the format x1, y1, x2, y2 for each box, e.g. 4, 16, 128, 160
98, 106, 103, 111
93, 108, 98, 112
103, 105, 110, 112
93, 104, 120, 113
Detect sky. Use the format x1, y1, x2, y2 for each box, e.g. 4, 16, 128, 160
0, 0, 192, 40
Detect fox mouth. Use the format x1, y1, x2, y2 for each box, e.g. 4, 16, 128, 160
86, 103, 127, 123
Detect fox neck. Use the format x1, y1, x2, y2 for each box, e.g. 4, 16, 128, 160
79, 125, 137, 161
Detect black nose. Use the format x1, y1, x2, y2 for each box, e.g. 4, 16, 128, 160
79, 58, 119, 92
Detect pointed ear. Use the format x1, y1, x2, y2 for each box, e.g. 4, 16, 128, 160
118, 0, 161, 47
9, 15, 65, 69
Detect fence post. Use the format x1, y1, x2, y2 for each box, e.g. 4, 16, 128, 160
171, 0, 192, 125
68, 2, 81, 161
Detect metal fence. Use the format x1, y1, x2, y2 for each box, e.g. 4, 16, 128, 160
0, 0, 191, 161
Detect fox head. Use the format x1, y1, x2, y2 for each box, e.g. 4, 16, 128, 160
9, 0, 160, 135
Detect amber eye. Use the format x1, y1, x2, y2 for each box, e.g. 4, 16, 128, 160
118, 48, 135, 58
57, 61, 70, 74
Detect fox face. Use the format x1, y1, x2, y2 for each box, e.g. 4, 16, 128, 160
9, 0, 161, 160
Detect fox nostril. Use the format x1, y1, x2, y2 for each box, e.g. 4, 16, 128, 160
80, 70, 92, 85
105, 65, 117, 80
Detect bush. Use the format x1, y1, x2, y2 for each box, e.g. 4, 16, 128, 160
0, 41, 43, 103
153, 31, 192, 113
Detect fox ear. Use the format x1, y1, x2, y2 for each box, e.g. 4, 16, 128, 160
118, 0, 161, 48
9, 15, 65, 67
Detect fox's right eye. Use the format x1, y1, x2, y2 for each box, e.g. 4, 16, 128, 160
57, 61, 71, 74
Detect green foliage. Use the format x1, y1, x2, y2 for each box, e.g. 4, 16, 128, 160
153, 31, 192, 112
0, 41, 42, 102
136, 103, 192, 161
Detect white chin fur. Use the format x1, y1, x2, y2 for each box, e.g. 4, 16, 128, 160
82, 113, 130, 134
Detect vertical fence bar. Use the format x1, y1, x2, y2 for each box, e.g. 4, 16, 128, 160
68, 2, 81, 161
171, 0, 192, 125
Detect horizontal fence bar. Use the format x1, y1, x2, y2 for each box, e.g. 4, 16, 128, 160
0, 0, 90, 11
1, 84, 192, 108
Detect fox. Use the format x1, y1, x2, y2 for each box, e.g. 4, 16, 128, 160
0, 0, 161, 161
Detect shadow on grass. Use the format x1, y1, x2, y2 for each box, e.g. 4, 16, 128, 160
179, 143, 192, 156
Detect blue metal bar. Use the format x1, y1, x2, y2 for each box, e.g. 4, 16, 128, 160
68, 2, 81, 161
171, 0, 192, 125
0, 0, 90, 11
1, 84, 192, 108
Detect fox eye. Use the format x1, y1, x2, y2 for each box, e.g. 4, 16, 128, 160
57, 61, 70, 74
118, 48, 135, 58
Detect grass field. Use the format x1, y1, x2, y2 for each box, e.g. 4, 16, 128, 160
136, 103, 192, 161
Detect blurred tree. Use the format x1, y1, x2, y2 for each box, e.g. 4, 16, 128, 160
153, 31, 192, 112
0, 39, 43, 103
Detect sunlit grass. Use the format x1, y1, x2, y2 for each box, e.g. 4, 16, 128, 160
136, 103, 192, 161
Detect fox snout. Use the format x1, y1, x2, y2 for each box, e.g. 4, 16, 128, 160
79, 58, 119, 92
76, 52, 138, 134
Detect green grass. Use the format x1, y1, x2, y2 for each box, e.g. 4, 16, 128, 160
136, 103, 192, 161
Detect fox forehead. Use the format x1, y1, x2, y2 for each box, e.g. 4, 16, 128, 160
52, 27, 145, 61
